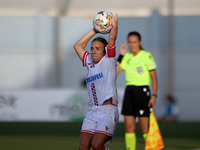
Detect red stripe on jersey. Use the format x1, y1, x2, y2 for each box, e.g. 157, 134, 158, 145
82, 51, 89, 67
106, 45, 116, 58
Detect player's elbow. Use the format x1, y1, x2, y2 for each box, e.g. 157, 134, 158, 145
73, 43, 77, 50
74, 43, 80, 52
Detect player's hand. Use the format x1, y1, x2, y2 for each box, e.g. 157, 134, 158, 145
111, 13, 118, 29
120, 43, 127, 55
93, 28, 99, 34
148, 96, 156, 109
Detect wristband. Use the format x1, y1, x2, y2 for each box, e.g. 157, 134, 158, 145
152, 94, 157, 98
117, 54, 124, 62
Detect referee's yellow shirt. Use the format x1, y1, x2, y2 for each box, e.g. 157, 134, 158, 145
120, 50, 156, 86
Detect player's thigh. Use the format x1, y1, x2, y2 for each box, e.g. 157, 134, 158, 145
96, 105, 119, 145
91, 133, 109, 149
79, 133, 93, 150
81, 109, 97, 135
138, 117, 149, 134
124, 115, 136, 133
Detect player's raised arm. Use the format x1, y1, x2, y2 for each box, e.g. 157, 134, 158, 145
73, 29, 98, 61
108, 13, 118, 47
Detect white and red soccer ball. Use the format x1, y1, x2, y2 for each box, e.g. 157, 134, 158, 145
93, 11, 113, 34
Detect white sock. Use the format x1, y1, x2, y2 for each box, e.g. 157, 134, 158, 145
104, 146, 110, 150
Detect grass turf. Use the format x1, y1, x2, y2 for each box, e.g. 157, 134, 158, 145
0, 122, 200, 150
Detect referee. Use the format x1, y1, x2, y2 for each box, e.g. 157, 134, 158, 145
117, 31, 158, 150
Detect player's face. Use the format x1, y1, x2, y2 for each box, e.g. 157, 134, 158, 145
91, 41, 105, 63
128, 35, 142, 54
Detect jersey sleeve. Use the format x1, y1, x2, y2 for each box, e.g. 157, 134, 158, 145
82, 51, 89, 67
145, 53, 157, 71
106, 44, 116, 58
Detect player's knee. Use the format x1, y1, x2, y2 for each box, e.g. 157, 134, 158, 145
78, 144, 84, 150
91, 145, 98, 150
91, 141, 103, 150
91, 143, 99, 150
78, 143, 89, 150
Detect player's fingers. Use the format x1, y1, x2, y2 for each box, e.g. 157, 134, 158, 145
115, 13, 118, 19
110, 13, 114, 18
111, 13, 118, 20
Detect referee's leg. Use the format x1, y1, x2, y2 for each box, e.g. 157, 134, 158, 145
124, 115, 136, 133
139, 117, 149, 141
139, 117, 149, 133
124, 115, 137, 150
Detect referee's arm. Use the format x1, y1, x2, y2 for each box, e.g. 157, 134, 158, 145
116, 43, 126, 74
117, 62, 123, 74
148, 69, 158, 109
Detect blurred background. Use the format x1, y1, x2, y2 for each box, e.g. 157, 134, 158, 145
0, 0, 200, 122
1, 0, 200, 150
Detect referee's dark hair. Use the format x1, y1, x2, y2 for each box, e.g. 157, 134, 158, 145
127, 31, 144, 50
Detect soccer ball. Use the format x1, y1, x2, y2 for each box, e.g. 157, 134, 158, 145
93, 11, 112, 34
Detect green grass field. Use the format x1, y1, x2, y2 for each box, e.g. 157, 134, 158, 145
0, 122, 200, 150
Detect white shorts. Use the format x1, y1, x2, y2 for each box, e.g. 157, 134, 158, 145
81, 104, 119, 144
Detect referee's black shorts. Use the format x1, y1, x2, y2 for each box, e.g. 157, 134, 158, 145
121, 85, 151, 117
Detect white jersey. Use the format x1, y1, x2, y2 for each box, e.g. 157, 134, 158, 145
82, 45, 118, 107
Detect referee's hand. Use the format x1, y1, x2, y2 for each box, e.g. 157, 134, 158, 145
120, 43, 127, 55
148, 96, 156, 109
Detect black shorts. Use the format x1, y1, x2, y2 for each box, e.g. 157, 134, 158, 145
121, 85, 151, 117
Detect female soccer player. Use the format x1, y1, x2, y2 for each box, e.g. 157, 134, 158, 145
117, 31, 158, 150
74, 13, 119, 150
